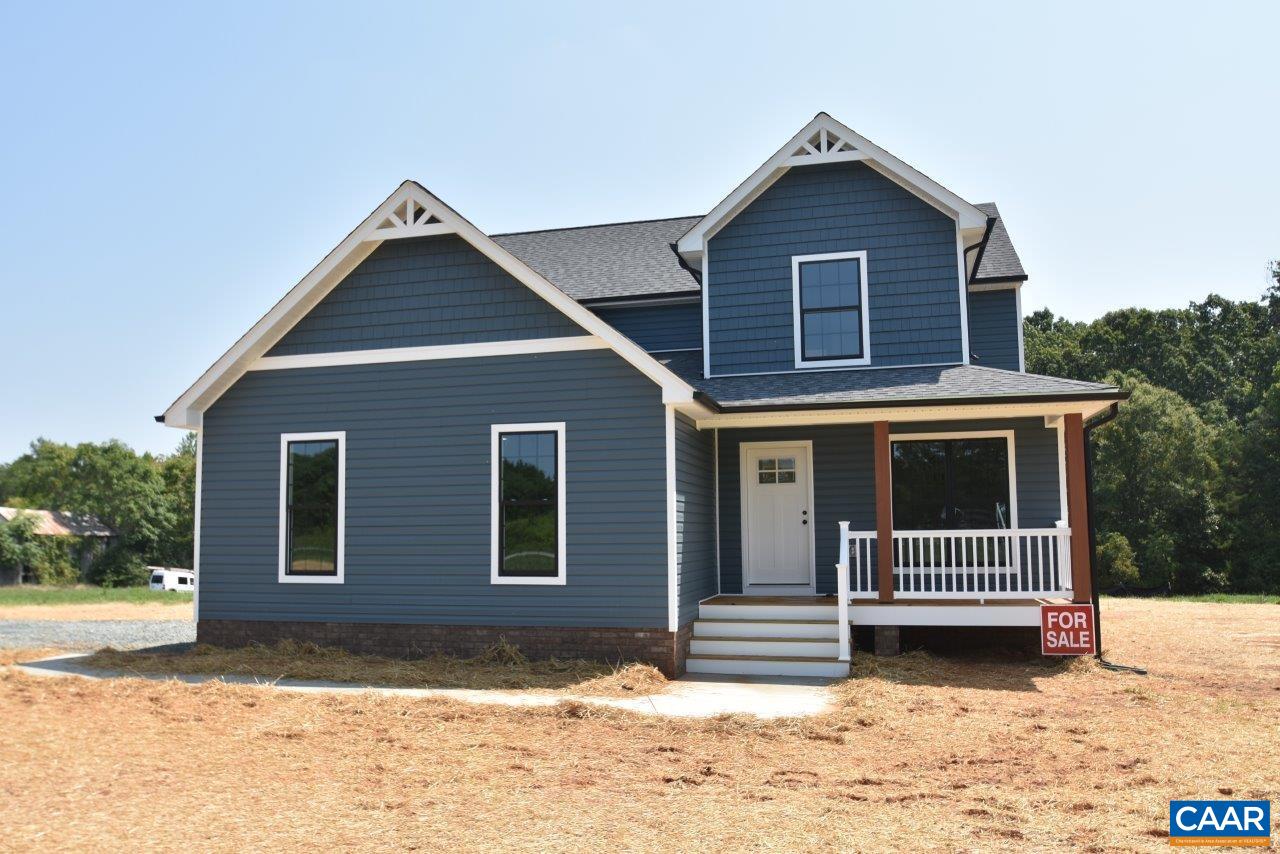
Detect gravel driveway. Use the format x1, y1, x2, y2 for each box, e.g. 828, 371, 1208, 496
0, 620, 196, 650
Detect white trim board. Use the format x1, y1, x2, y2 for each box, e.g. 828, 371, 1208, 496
250, 336, 608, 372
162, 181, 696, 430
713, 427, 722, 595
693, 399, 1122, 430
278, 431, 346, 585
1045, 415, 1069, 523
490, 422, 567, 586
848, 603, 1041, 627
738, 439, 817, 595
192, 431, 203, 622
955, 227, 971, 365
889, 429, 1019, 529
791, 250, 871, 369
665, 406, 679, 630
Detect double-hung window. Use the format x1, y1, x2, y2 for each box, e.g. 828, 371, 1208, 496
491, 423, 566, 585
792, 250, 870, 367
278, 431, 345, 583
890, 432, 1016, 531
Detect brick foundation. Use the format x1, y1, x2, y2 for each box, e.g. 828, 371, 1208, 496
198, 619, 694, 677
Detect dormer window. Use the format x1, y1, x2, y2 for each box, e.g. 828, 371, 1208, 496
791, 250, 871, 367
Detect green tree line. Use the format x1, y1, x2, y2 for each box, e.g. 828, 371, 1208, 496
0, 434, 195, 586
1026, 262, 1280, 594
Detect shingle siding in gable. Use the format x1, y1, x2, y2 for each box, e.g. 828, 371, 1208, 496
675, 413, 716, 625
706, 162, 964, 375
593, 302, 702, 352
268, 235, 586, 356
199, 348, 669, 628
967, 289, 1022, 372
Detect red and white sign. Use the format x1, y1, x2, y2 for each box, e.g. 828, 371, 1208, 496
1041, 603, 1096, 656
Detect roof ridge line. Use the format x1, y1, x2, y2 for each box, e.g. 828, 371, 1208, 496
490, 213, 705, 238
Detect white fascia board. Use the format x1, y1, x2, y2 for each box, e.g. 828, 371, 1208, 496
677, 113, 989, 260
694, 398, 1123, 430
162, 182, 696, 429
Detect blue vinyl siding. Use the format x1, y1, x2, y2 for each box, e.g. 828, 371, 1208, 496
718, 425, 876, 595
968, 289, 1022, 371
675, 413, 716, 625
706, 161, 963, 375
716, 418, 1061, 594
268, 235, 586, 356
200, 348, 669, 628
593, 302, 702, 352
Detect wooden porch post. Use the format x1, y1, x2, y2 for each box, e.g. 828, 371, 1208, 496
1064, 413, 1093, 603
873, 420, 894, 602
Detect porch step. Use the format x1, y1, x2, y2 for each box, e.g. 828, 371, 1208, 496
685, 654, 850, 678
693, 619, 839, 639
690, 636, 841, 658
698, 602, 838, 621
689, 596, 847, 677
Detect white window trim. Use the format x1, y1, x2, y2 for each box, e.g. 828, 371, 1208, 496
278, 431, 346, 584
491, 422, 567, 586
791, 250, 871, 368
888, 429, 1019, 529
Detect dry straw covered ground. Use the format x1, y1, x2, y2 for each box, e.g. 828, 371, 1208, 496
1, 599, 1277, 852
0, 601, 193, 621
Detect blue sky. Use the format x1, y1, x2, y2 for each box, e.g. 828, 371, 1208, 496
0, 2, 1276, 460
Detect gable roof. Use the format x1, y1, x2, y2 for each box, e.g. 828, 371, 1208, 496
161, 182, 697, 430
488, 205, 1026, 303
493, 216, 701, 302
972, 203, 1027, 282
0, 507, 114, 538
676, 113, 990, 262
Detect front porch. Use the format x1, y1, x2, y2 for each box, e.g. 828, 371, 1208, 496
684, 408, 1098, 675
709, 413, 1093, 602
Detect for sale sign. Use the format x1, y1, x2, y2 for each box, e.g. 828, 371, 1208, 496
1041, 603, 1096, 656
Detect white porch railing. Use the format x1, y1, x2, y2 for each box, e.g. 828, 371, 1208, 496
837, 522, 1073, 604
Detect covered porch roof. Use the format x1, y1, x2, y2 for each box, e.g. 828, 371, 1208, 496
659, 351, 1127, 424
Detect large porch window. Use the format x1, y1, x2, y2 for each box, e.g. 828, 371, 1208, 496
890, 432, 1016, 530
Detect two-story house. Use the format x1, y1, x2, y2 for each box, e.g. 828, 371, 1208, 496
161, 113, 1126, 677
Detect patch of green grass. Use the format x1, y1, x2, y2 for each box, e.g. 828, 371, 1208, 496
0, 585, 192, 606
1101, 593, 1279, 605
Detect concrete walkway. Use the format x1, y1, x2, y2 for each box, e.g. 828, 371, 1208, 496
13, 653, 835, 719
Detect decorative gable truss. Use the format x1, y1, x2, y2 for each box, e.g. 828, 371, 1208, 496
786, 126, 866, 166
369, 194, 449, 241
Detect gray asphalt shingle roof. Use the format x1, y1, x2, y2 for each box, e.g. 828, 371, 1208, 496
655, 351, 1120, 409
492, 216, 702, 302
973, 203, 1027, 281
493, 206, 1025, 301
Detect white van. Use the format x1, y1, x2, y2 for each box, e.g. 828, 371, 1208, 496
148, 567, 195, 592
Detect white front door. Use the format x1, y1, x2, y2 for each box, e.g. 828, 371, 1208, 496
742, 443, 813, 590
